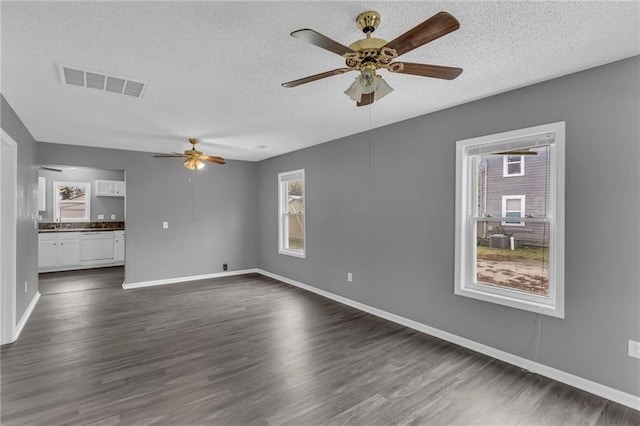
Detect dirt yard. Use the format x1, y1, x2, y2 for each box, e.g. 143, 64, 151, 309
476, 250, 549, 296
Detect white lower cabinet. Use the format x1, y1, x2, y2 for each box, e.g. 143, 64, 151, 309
39, 230, 124, 272
114, 231, 125, 263
38, 233, 81, 271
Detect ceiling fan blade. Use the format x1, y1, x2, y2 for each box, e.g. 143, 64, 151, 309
391, 62, 462, 80
201, 155, 226, 165
291, 29, 356, 56
357, 92, 375, 107
153, 154, 188, 158
282, 68, 351, 88
39, 166, 63, 172
384, 11, 460, 57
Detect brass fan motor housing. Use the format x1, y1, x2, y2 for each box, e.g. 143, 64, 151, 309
355, 11, 381, 34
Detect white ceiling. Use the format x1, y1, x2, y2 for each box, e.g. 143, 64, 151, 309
2, 1, 638, 161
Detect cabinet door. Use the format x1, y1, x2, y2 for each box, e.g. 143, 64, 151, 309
114, 237, 125, 262
38, 240, 58, 269
95, 180, 114, 196
59, 239, 80, 267
114, 181, 126, 197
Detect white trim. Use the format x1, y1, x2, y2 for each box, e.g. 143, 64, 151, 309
13, 292, 41, 343
122, 268, 259, 289
255, 269, 639, 411
0, 129, 18, 346
278, 169, 306, 258
455, 121, 565, 318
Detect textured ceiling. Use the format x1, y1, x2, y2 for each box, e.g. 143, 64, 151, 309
1, 1, 638, 161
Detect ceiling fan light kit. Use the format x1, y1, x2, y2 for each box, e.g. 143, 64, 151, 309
283, 10, 463, 107
154, 138, 226, 170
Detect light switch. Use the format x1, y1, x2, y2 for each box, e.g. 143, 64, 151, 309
97, 214, 105, 220
163, 221, 168, 229
111, 214, 116, 220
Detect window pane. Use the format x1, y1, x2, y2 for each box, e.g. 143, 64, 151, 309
505, 199, 521, 211
58, 185, 86, 201
286, 179, 304, 213
285, 215, 304, 250
475, 220, 550, 296
476, 146, 550, 218
59, 202, 87, 220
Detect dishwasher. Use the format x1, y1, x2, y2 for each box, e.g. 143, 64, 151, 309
80, 232, 114, 261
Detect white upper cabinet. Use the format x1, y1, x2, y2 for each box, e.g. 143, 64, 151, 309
95, 180, 126, 197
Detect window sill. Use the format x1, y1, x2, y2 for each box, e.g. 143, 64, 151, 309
278, 249, 306, 259
455, 285, 564, 318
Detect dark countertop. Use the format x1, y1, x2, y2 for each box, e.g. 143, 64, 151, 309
39, 228, 125, 233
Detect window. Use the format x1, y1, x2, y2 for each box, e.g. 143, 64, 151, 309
455, 122, 565, 318
54, 181, 91, 222
503, 155, 524, 176
278, 169, 305, 258
501, 195, 525, 226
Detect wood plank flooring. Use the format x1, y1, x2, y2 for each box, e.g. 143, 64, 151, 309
1, 272, 639, 425
38, 266, 124, 295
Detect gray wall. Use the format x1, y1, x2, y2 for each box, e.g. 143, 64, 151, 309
1, 95, 39, 324
38, 167, 125, 223
257, 56, 640, 396
37, 143, 257, 284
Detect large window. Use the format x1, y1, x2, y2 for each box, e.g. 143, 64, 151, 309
54, 181, 91, 222
278, 169, 305, 258
455, 122, 565, 318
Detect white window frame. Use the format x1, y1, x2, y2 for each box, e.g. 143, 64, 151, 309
503, 155, 524, 176
455, 122, 565, 318
53, 181, 91, 222
278, 169, 306, 258
501, 195, 525, 227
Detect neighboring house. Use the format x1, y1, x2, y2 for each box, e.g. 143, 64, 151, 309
477, 147, 550, 247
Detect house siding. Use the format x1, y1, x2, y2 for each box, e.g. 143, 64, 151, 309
481, 149, 551, 246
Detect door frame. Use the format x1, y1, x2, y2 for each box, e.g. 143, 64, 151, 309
1, 129, 17, 345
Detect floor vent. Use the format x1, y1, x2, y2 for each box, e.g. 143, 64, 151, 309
57, 63, 147, 98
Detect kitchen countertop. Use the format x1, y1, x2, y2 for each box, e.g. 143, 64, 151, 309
39, 228, 125, 233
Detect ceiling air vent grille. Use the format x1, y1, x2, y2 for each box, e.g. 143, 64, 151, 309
57, 63, 147, 98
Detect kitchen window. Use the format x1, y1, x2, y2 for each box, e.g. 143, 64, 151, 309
53, 181, 91, 222
455, 122, 565, 318
278, 169, 305, 258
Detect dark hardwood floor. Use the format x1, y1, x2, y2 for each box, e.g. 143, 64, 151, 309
1, 271, 638, 425
38, 266, 124, 295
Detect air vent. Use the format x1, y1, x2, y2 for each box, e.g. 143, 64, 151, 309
57, 63, 147, 98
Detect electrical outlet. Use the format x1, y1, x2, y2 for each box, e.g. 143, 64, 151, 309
111, 214, 116, 220
223, 264, 228, 271
347, 272, 353, 282
24, 281, 28, 292
163, 221, 168, 229
629, 340, 640, 359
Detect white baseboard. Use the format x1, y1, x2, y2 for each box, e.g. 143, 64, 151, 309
122, 268, 260, 289
256, 269, 640, 411
14, 291, 40, 342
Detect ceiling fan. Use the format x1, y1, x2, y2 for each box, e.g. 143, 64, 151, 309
282, 10, 463, 106
39, 166, 63, 172
154, 138, 225, 170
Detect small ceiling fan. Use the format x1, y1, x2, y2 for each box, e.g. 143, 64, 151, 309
154, 138, 225, 170
282, 10, 463, 106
